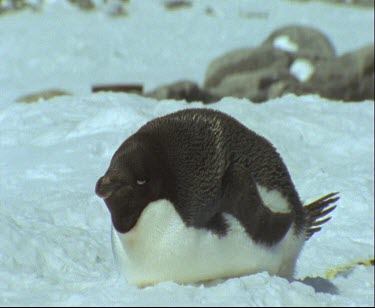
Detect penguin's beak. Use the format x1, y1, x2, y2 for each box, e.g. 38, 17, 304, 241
95, 176, 121, 200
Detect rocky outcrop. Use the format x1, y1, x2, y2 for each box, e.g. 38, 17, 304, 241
204, 46, 292, 90
206, 64, 297, 103
262, 25, 336, 61
202, 25, 373, 103
145, 80, 219, 104
300, 45, 374, 101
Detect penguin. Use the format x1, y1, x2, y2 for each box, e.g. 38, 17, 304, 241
95, 108, 339, 287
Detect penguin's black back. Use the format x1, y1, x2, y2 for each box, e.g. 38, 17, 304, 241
136, 108, 305, 241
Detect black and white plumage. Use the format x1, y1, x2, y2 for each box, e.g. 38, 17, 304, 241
95, 108, 338, 287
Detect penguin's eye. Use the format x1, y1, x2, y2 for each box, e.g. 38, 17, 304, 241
136, 179, 147, 186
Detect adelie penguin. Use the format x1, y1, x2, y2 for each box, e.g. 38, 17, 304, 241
95, 108, 339, 287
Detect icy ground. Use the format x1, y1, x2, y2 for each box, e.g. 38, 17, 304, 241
0, 0, 374, 306
0, 94, 373, 306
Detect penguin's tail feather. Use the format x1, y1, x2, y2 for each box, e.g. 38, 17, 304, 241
303, 192, 339, 240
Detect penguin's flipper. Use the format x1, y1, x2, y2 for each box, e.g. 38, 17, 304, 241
220, 162, 293, 245
303, 192, 339, 240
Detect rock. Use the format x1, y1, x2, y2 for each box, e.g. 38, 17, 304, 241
104, 2, 128, 17
208, 67, 297, 103
145, 80, 219, 104
203, 25, 336, 103
359, 73, 374, 100
68, 0, 95, 11
204, 45, 292, 89
203, 25, 372, 103
289, 0, 374, 8
267, 79, 303, 100
16, 89, 72, 103
92, 84, 143, 94
0, 0, 43, 15
204, 6, 215, 16
301, 45, 374, 101
164, 0, 192, 11
262, 24, 336, 61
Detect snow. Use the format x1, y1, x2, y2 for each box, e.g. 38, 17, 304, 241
290, 58, 315, 82
273, 35, 299, 52
0, 0, 374, 306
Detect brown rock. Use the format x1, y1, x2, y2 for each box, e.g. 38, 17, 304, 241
16, 89, 72, 103
145, 80, 219, 104
92, 84, 143, 94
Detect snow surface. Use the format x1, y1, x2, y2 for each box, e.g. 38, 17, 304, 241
0, 0, 374, 306
290, 58, 315, 82
273, 35, 299, 53
1, 93, 374, 306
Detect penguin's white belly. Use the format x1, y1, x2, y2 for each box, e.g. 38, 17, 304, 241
111, 199, 305, 287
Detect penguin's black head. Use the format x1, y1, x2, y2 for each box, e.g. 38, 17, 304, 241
95, 135, 164, 233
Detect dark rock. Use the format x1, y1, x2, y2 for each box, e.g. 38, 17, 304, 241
204, 45, 292, 89
68, 0, 95, 11
262, 24, 336, 61
301, 45, 374, 101
164, 0, 192, 11
359, 73, 374, 100
145, 80, 219, 104
92, 84, 143, 94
